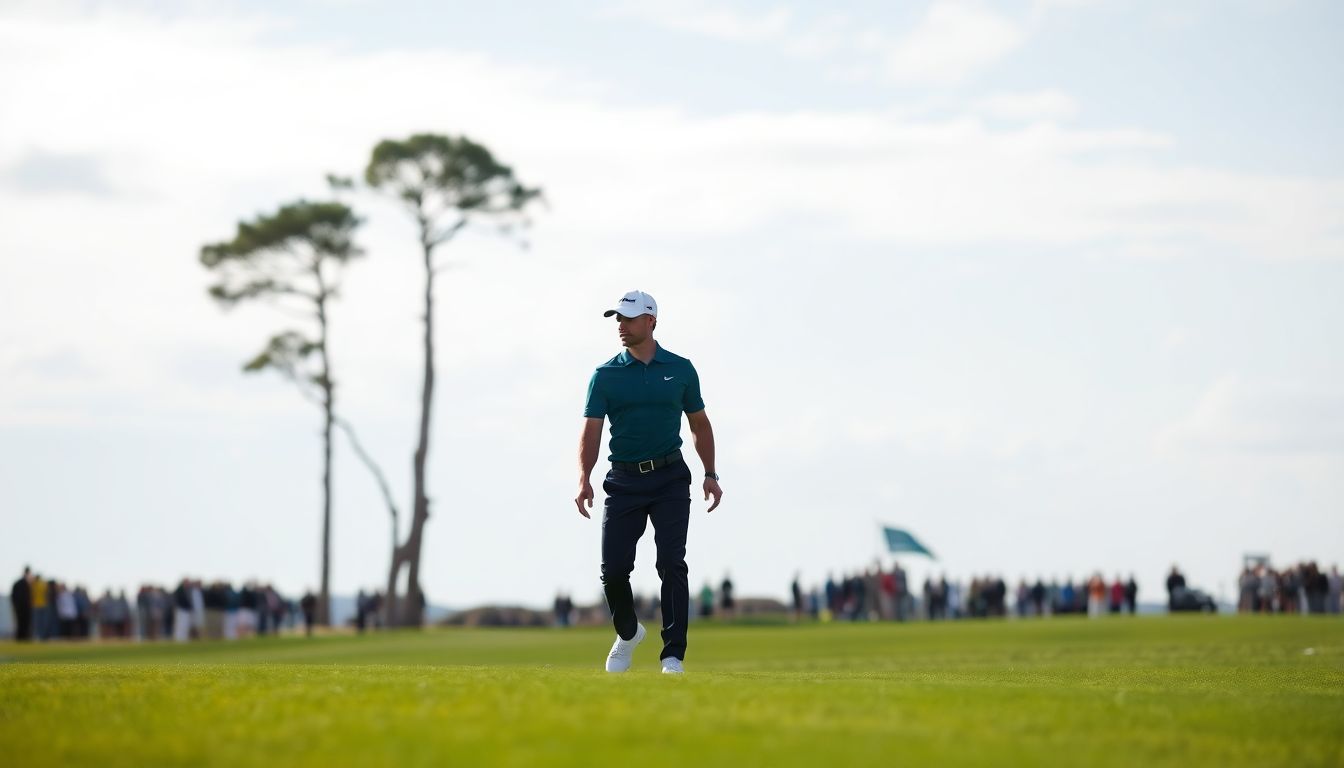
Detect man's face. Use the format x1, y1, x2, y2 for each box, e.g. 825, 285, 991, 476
616, 313, 655, 347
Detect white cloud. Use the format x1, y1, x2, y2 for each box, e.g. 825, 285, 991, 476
608, 1, 795, 43
1032, 0, 1104, 10
1157, 376, 1344, 457
1160, 326, 1195, 355
2, 5, 1341, 410
608, 1, 1135, 88
612, 1, 1030, 85
977, 89, 1078, 121
883, 1, 1024, 85
0, 6, 1338, 359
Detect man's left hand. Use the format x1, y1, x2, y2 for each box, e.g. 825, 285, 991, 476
703, 478, 723, 513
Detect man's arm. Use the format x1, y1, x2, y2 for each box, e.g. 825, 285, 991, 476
686, 409, 722, 513
574, 417, 603, 518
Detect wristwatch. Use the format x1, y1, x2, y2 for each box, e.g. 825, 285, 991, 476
705, 472, 721, 481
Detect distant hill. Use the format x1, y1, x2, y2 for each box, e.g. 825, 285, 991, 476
313, 594, 458, 628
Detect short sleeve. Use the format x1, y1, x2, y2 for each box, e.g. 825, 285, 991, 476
682, 363, 705, 414
583, 370, 607, 418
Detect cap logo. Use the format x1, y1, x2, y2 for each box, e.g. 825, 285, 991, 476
621, 297, 636, 303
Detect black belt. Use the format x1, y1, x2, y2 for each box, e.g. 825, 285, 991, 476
612, 450, 683, 474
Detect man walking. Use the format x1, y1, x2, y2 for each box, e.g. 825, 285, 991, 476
575, 290, 723, 675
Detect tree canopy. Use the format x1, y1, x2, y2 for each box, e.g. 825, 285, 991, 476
365, 134, 541, 244
200, 201, 362, 306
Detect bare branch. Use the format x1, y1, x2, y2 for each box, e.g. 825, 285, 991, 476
337, 419, 401, 545
431, 218, 468, 246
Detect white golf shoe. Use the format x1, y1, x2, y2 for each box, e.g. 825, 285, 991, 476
604, 623, 646, 672
661, 657, 684, 675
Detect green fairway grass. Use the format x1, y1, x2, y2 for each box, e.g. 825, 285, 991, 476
1, 616, 1340, 766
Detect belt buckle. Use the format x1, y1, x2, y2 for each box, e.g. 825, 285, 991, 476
638, 459, 655, 474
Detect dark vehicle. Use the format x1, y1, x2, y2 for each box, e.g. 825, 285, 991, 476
1169, 587, 1218, 613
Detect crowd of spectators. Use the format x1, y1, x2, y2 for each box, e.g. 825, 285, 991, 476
551, 574, 739, 627
15, 560, 1343, 639
786, 567, 1141, 622
354, 589, 386, 632
1237, 561, 1340, 614
7, 566, 309, 642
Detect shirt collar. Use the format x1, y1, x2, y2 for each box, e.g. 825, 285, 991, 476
618, 344, 671, 366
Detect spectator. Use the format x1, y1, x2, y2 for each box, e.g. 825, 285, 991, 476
94, 589, 112, 638
1304, 563, 1328, 614
266, 585, 286, 635
1109, 576, 1124, 615
936, 576, 950, 620
791, 575, 804, 623
1165, 566, 1186, 612
300, 591, 317, 637
719, 574, 735, 620
1329, 566, 1341, 615
263, 586, 282, 634
99, 589, 131, 639
1257, 566, 1276, 613
1238, 566, 1257, 613
75, 586, 93, 638
553, 593, 573, 627
31, 574, 49, 641
9, 567, 32, 642
137, 585, 165, 641
57, 583, 79, 637
356, 589, 369, 633
223, 582, 240, 640
1124, 575, 1138, 614
46, 577, 59, 636
1030, 578, 1046, 618
137, 586, 153, 640
878, 569, 896, 621
847, 573, 864, 621
1279, 567, 1300, 614
202, 582, 226, 640
894, 564, 911, 621
238, 583, 258, 638
698, 582, 714, 619
173, 580, 193, 643
190, 580, 206, 637
863, 568, 880, 621
1086, 574, 1106, 619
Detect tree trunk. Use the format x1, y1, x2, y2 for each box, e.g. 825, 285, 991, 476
317, 296, 334, 626
391, 231, 436, 627
384, 554, 402, 626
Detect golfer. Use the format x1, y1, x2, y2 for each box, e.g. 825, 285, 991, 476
575, 290, 723, 674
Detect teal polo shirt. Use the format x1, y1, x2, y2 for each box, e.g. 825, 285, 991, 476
584, 344, 705, 463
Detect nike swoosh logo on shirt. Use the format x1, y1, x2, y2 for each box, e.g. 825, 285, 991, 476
664, 376, 675, 380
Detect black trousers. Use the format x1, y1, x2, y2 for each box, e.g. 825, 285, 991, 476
601, 459, 691, 661
11, 603, 31, 641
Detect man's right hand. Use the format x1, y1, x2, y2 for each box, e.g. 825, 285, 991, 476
575, 480, 594, 519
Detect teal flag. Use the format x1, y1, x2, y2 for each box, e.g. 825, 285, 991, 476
882, 527, 934, 558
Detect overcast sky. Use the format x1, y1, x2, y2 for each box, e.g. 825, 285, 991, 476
1, 0, 1341, 610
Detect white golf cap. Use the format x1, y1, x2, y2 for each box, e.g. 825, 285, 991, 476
603, 290, 658, 319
